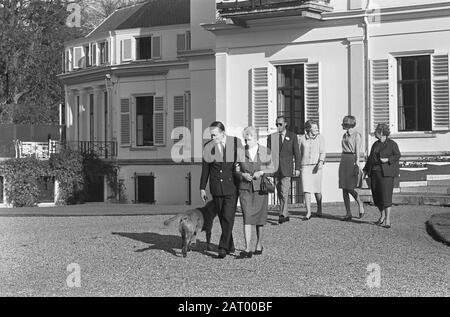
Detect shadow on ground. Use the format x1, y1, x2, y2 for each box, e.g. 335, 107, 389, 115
112, 232, 220, 258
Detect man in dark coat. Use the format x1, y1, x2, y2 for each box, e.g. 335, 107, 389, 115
200, 121, 243, 258
267, 116, 301, 224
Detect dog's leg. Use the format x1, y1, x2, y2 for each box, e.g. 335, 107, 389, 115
181, 228, 188, 258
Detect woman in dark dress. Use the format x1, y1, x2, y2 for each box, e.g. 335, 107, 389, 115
236, 127, 275, 258
363, 123, 401, 228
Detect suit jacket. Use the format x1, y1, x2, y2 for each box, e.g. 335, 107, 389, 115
267, 130, 301, 177
364, 138, 401, 177
235, 145, 275, 192
200, 136, 243, 197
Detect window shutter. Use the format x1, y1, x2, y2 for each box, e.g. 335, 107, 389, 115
186, 31, 191, 51
152, 36, 161, 59
177, 34, 186, 52
371, 59, 390, 131
120, 98, 131, 146
173, 96, 185, 142
154, 96, 165, 146
122, 39, 132, 61
251, 67, 269, 130
73, 47, 83, 69
304, 62, 320, 124
431, 54, 450, 130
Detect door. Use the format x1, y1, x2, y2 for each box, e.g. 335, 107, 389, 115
85, 176, 104, 202
277, 64, 305, 203
37, 177, 55, 203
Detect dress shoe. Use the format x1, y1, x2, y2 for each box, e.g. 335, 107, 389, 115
316, 213, 323, 218
278, 216, 290, 224
238, 251, 253, 258
343, 215, 352, 221
227, 248, 235, 255
254, 247, 264, 255
218, 249, 227, 259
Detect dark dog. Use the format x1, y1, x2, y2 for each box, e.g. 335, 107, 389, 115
164, 201, 216, 257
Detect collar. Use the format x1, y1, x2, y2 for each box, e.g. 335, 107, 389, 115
305, 133, 318, 140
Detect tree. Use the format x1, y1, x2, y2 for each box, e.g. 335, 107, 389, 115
0, 0, 82, 124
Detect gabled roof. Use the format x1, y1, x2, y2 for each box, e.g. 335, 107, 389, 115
88, 0, 190, 38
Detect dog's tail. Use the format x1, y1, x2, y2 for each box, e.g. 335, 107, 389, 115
163, 214, 183, 226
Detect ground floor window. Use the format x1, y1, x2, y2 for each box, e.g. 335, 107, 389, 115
397, 55, 432, 131
135, 174, 155, 204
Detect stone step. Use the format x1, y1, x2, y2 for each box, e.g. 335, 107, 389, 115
427, 179, 450, 186
360, 192, 450, 206
399, 186, 450, 195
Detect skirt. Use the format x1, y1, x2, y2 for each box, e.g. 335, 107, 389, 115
370, 170, 394, 209
339, 153, 359, 190
239, 189, 268, 226
301, 165, 323, 194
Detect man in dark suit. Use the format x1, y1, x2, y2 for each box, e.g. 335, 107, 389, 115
200, 121, 243, 258
267, 116, 301, 224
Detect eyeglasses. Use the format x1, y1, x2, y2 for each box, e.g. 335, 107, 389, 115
276, 123, 284, 127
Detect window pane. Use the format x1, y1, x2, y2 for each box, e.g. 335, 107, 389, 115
400, 58, 416, 80
137, 37, 152, 60
136, 96, 154, 146
417, 81, 432, 131
417, 56, 431, 80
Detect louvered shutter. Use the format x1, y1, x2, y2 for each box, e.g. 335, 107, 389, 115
371, 59, 390, 131
154, 96, 165, 146
120, 99, 131, 146
152, 36, 161, 59
251, 67, 269, 130
304, 62, 320, 124
173, 96, 185, 142
73, 47, 83, 69
122, 39, 132, 61
431, 54, 450, 130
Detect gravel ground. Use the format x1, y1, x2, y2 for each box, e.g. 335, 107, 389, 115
0, 204, 449, 297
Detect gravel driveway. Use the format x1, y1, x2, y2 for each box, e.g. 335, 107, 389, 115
0, 204, 449, 297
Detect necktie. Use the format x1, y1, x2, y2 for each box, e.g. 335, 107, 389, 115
279, 133, 283, 153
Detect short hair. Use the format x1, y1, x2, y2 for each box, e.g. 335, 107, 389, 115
375, 123, 390, 137
342, 115, 357, 128
276, 115, 287, 123
304, 120, 319, 133
242, 126, 259, 140
210, 121, 225, 132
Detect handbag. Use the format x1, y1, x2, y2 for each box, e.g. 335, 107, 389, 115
260, 175, 275, 194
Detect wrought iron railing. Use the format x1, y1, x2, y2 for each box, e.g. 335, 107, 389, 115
217, 0, 331, 12
65, 141, 117, 159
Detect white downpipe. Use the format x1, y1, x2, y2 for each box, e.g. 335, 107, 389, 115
363, 0, 372, 158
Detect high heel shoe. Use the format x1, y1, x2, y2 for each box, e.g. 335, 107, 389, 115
304, 214, 312, 221
238, 251, 253, 258
254, 247, 264, 255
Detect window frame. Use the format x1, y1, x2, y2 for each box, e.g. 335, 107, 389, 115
132, 94, 156, 148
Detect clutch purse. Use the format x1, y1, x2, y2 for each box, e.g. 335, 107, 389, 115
260, 175, 275, 194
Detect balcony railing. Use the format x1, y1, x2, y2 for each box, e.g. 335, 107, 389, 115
66, 141, 117, 159
217, 0, 332, 15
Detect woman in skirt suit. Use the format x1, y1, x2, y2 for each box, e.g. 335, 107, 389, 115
339, 115, 365, 221
298, 120, 326, 220
363, 123, 401, 228
235, 127, 275, 258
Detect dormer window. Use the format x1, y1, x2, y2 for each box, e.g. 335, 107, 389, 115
177, 31, 191, 52
84, 45, 90, 67
136, 36, 152, 60
99, 41, 109, 65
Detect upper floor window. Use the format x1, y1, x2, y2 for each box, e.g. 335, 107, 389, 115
177, 31, 191, 52
136, 36, 152, 60
136, 96, 154, 147
99, 41, 109, 65
397, 55, 432, 132
84, 45, 90, 67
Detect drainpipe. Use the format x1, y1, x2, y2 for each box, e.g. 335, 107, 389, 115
363, 0, 372, 159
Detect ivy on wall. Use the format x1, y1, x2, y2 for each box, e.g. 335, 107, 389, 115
0, 149, 121, 207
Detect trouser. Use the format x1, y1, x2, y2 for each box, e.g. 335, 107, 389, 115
276, 176, 291, 217
213, 193, 237, 251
